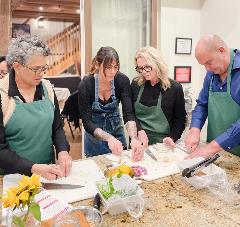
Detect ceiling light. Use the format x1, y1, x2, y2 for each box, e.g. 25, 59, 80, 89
39, 5, 43, 11
76, 9, 80, 14
38, 19, 44, 28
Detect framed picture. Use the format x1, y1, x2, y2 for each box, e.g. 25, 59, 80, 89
174, 66, 191, 83
12, 23, 31, 38
175, 37, 192, 54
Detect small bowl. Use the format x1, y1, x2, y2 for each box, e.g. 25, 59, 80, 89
74, 206, 103, 227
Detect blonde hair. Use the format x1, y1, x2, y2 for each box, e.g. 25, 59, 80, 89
134, 46, 170, 91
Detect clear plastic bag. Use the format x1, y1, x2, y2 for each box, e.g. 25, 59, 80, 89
178, 158, 240, 203
96, 174, 144, 218
122, 195, 144, 219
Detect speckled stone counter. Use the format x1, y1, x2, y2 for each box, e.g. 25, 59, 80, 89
74, 153, 240, 227
1, 152, 240, 227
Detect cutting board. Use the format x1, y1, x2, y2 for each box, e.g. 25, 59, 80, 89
41, 159, 105, 203
3, 159, 105, 205
106, 143, 187, 181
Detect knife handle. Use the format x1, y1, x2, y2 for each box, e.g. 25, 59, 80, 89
93, 193, 101, 210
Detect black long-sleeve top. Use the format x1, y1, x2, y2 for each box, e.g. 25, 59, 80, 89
131, 79, 187, 142
78, 72, 135, 135
0, 70, 70, 176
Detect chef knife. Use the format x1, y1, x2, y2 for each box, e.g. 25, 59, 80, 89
145, 147, 158, 161
182, 153, 220, 178
42, 182, 84, 190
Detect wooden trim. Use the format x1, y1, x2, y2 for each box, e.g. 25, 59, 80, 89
80, 0, 92, 77
150, 0, 158, 48
0, 0, 11, 55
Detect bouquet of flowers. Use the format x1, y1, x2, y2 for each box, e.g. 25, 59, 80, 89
1, 174, 42, 227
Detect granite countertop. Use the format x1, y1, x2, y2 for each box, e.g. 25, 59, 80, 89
1, 152, 240, 227
73, 153, 240, 227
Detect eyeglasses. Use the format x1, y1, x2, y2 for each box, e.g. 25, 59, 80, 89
135, 65, 152, 73
23, 64, 49, 74
0, 70, 8, 76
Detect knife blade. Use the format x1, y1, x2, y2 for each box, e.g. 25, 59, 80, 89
42, 182, 84, 190
145, 148, 158, 161
175, 144, 189, 153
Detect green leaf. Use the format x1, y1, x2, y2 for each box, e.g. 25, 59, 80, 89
12, 215, 24, 227
29, 202, 41, 221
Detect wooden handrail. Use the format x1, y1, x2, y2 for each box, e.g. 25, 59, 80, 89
46, 22, 80, 76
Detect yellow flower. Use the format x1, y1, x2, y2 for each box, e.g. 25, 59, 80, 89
2, 188, 19, 208
18, 174, 42, 191
17, 175, 30, 191
18, 190, 29, 203
29, 174, 42, 189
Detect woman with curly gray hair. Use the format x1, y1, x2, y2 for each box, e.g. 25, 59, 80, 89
131, 46, 187, 147
0, 35, 72, 180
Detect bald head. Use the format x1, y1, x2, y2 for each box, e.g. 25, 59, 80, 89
195, 35, 230, 76
195, 35, 228, 57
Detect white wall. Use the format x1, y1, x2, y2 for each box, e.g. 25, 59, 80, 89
201, 0, 240, 49
159, 0, 207, 140
160, 0, 202, 103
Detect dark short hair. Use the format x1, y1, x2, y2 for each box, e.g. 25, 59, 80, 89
0, 56, 6, 63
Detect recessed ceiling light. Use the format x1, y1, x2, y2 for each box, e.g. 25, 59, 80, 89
39, 6, 43, 11
76, 9, 80, 14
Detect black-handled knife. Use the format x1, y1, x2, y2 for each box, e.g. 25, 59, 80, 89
93, 193, 101, 210
182, 154, 220, 178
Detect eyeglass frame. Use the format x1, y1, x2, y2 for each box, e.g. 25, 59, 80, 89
0, 70, 9, 76
135, 65, 153, 74
22, 64, 49, 74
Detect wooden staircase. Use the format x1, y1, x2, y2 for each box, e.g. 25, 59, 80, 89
46, 22, 80, 76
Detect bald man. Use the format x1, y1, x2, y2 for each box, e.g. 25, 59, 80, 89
185, 34, 240, 159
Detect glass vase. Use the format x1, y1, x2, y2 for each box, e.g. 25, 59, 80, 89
6, 210, 40, 227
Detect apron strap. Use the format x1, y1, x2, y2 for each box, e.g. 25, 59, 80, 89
94, 74, 99, 102
136, 84, 162, 106
94, 73, 116, 100
136, 85, 144, 103
227, 49, 234, 94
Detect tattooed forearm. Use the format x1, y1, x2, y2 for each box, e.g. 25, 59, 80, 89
125, 121, 138, 140
93, 128, 113, 141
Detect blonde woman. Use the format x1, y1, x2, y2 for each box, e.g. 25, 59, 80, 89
131, 46, 187, 147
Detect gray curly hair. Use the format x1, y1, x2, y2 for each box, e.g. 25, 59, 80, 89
6, 35, 50, 66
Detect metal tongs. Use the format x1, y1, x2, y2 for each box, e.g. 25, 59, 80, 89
182, 153, 220, 178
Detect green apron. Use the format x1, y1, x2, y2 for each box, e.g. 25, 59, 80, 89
207, 49, 240, 156
134, 85, 170, 145
1, 84, 54, 174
